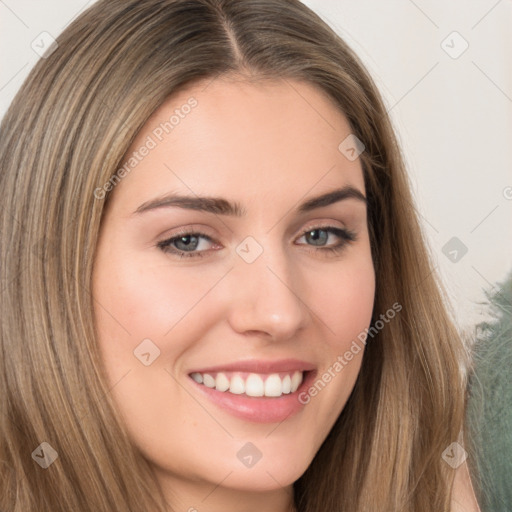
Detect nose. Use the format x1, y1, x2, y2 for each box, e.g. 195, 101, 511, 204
225, 241, 311, 342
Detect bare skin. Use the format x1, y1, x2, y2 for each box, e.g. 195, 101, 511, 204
452, 461, 481, 511
92, 76, 479, 511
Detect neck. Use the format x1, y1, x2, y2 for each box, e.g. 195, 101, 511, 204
154, 469, 297, 512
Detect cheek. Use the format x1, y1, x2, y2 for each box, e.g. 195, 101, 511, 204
311, 251, 375, 346
93, 237, 375, 400
91, 251, 227, 461
90, 234, 376, 486
92, 251, 224, 373
300, 250, 375, 423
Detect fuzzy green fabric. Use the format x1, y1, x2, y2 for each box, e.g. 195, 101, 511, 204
466, 271, 512, 512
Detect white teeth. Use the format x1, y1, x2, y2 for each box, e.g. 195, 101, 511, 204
264, 374, 283, 397
229, 375, 245, 395
282, 374, 292, 394
291, 371, 303, 392
203, 373, 215, 388
191, 372, 203, 384
190, 370, 305, 397
215, 372, 230, 392
245, 374, 264, 397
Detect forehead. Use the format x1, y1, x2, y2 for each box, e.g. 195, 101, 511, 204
111, 77, 365, 211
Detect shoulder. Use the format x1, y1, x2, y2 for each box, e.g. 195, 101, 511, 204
450, 461, 481, 512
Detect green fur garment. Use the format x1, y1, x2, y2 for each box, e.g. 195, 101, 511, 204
466, 271, 512, 512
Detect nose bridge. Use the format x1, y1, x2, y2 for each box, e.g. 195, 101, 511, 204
226, 234, 309, 339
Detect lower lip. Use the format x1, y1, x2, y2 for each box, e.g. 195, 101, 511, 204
189, 370, 317, 423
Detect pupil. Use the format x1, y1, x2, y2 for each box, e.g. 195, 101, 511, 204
177, 235, 198, 250
308, 229, 327, 245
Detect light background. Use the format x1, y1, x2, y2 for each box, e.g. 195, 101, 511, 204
1, 0, 511, 336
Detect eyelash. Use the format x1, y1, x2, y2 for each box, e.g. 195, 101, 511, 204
156, 225, 357, 259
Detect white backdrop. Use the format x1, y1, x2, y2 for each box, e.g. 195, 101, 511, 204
1, 0, 511, 334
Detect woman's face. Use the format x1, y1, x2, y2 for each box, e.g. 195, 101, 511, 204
92, 77, 375, 508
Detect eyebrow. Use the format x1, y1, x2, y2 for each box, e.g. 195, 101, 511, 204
132, 185, 367, 217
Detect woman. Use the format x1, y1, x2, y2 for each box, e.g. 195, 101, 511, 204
0, 0, 480, 510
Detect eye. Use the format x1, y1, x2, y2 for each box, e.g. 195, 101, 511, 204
157, 225, 357, 259
157, 231, 215, 258
295, 226, 357, 255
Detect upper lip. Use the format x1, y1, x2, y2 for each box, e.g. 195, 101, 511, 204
188, 358, 316, 375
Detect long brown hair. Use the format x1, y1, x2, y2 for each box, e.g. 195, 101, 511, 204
0, 1, 467, 510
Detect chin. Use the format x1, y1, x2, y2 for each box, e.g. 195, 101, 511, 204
214, 462, 307, 492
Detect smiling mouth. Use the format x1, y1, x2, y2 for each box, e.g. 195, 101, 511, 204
189, 370, 305, 398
